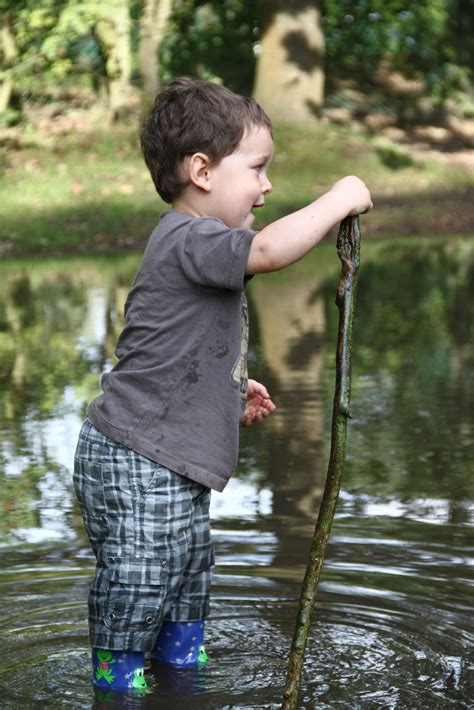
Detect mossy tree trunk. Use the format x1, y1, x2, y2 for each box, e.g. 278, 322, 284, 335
138, 0, 174, 102
0, 11, 18, 114
253, 0, 325, 124
95, 0, 132, 120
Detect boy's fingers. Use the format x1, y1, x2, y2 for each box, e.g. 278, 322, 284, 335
250, 381, 270, 398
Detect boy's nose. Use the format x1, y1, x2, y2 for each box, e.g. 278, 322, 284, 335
262, 176, 272, 194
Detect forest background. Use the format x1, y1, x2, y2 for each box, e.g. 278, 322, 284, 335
1, 0, 473, 257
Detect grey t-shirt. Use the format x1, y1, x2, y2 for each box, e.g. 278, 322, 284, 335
88, 210, 256, 492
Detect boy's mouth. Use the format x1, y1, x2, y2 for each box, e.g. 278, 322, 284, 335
245, 202, 265, 227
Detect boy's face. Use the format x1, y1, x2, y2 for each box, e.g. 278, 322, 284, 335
207, 125, 273, 229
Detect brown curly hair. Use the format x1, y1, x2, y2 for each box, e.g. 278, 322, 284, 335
140, 77, 272, 204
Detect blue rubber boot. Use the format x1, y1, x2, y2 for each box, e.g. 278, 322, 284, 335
92, 648, 148, 690
151, 620, 209, 667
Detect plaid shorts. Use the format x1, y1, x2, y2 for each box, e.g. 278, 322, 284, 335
73, 418, 213, 652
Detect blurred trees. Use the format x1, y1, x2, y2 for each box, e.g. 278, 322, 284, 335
159, 0, 257, 95
0, 0, 135, 120
252, 0, 473, 124
0, 0, 472, 124
321, 0, 473, 123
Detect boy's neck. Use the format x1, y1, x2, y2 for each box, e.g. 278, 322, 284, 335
172, 194, 207, 220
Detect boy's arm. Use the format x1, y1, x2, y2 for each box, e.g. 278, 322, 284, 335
246, 176, 372, 274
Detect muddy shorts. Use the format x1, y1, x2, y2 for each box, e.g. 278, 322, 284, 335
73, 418, 213, 652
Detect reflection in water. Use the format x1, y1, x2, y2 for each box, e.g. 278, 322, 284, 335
250, 271, 327, 521
0, 239, 473, 708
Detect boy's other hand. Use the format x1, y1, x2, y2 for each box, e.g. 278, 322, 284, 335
331, 175, 373, 216
241, 379, 276, 426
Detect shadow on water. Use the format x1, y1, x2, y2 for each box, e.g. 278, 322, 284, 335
0, 238, 473, 708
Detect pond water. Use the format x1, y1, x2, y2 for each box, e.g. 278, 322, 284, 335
0, 238, 473, 709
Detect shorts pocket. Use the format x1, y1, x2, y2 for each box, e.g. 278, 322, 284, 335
103, 557, 168, 634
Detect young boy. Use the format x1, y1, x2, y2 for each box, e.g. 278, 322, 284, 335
73, 77, 372, 691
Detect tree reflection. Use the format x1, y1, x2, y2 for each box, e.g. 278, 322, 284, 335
242, 238, 474, 568
340, 240, 474, 509
0, 257, 139, 539
249, 270, 328, 522
0, 240, 473, 542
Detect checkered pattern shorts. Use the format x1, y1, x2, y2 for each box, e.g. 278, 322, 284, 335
73, 418, 213, 652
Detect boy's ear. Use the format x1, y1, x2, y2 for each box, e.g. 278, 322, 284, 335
187, 152, 212, 193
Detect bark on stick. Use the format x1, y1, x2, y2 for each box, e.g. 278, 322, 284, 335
282, 215, 361, 709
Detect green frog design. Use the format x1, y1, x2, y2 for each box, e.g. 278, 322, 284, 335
95, 649, 116, 685
131, 666, 147, 689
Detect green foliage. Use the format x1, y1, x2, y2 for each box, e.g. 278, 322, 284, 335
0, 108, 22, 126
1, 1, 114, 100
3, 1, 63, 90
2, 0, 259, 103
373, 138, 415, 169
320, 1, 472, 104
160, 0, 258, 94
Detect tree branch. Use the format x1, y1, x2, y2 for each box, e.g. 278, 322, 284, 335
282, 215, 361, 709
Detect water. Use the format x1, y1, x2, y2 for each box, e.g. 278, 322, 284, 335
0, 239, 473, 709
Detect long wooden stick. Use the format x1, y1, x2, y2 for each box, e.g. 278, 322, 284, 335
282, 215, 361, 709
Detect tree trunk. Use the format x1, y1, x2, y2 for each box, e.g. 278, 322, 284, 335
0, 12, 18, 114
95, 0, 133, 120
138, 0, 174, 102
253, 0, 325, 124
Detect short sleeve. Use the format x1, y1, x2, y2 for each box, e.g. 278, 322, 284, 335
180, 217, 256, 290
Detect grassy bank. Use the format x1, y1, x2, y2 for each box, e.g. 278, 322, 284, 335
1, 118, 472, 257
